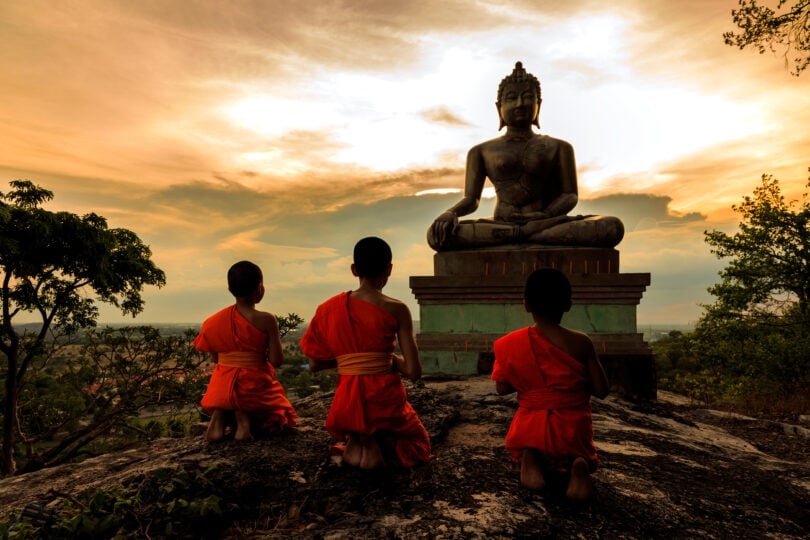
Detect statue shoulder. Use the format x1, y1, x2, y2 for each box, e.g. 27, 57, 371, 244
465, 138, 501, 164
469, 136, 501, 153
533, 134, 576, 164
537, 134, 573, 150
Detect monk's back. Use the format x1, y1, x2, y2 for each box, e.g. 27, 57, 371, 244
350, 290, 404, 326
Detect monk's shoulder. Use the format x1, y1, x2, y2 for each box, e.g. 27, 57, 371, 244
560, 327, 595, 362
380, 295, 411, 323
252, 310, 278, 334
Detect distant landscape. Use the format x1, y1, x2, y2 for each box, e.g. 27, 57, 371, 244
15, 321, 694, 344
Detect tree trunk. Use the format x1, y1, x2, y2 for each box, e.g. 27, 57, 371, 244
2, 369, 18, 476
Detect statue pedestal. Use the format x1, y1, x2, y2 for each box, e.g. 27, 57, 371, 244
409, 246, 656, 399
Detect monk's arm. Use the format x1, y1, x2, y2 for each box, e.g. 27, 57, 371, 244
394, 304, 422, 381
586, 346, 610, 399
208, 352, 218, 364
300, 315, 338, 372
309, 358, 337, 372
266, 315, 284, 368
495, 381, 516, 395
491, 347, 515, 395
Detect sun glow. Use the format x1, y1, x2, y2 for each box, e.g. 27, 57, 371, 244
224, 95, 343, 137
415, 188, 461, 196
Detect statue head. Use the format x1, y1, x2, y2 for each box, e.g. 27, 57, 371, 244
496, 61, 541, 130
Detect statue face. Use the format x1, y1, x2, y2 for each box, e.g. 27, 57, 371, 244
498, 82, 539, 128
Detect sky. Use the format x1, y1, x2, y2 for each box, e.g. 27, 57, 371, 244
1, 0, 808, 327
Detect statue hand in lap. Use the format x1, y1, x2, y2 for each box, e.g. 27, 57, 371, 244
431, 210, 459, 247
426, 62, 624, 251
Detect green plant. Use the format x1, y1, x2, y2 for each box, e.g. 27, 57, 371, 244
1, 466, 226, 539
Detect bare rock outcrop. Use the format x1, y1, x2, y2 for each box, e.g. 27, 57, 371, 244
1, 378, 808, 538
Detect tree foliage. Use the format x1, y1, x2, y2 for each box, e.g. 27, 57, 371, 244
16, 327, 209, 472
277, 313, 304, 339
703, 171, 810, 328
694, 170, 810, 397
0, 180, 166, 475
724, 0, 810, 76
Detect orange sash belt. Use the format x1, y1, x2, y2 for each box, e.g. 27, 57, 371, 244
336, 352, 393, 375
218, 351, 266, 368
518, 388, 590, 410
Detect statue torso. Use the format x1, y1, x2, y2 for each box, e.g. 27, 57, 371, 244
475, 134, 571, 221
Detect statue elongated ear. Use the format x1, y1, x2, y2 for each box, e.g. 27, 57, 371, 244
496, 102, 505, 130
533, 98, 542, 129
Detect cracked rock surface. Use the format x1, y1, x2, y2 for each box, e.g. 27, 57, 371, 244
1, 377, 808, 539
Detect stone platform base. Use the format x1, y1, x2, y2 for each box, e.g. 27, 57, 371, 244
410, 246, 656, 399
433, 245, 621, 276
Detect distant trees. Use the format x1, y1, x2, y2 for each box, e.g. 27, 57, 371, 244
724, 0, 810, 75
17, 327, 209, 472
0, 180, 166, 475
691, 170, 810, 401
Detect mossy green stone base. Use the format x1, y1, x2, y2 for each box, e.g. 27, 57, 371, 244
421, 350, 481, 375
419, 303, 637, 335
409, 247, 654, 398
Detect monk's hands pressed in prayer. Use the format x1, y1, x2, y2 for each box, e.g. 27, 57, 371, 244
431, 211, 458, 247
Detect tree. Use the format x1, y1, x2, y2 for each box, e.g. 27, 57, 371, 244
724, 0, 810, 76
0, 180, 166, 475
703, 171, 810, 331
18, 326, 208, 471
695, 169, 810, 396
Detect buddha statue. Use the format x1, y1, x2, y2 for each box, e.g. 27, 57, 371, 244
427, 62, 624, 251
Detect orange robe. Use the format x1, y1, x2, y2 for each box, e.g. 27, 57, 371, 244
491, 326, 598, 471
195, 305, 296, 433
300, 292, 431, 467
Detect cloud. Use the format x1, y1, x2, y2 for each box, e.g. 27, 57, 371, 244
4, 0, 809, 327
577, 193, 705, 231
621, 223, 725, 324
420, 107, 471, 126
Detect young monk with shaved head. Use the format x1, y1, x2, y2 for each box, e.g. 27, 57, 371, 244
195, 261, 296, 442
301, 237, 431, 469
492, 268, 609, 501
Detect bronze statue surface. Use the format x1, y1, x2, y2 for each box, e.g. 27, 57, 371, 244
427, 62, 624, 251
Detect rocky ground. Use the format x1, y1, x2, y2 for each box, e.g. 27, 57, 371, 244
1, 377, 808, 539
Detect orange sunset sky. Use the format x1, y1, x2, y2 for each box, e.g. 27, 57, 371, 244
1, 0, 808, 326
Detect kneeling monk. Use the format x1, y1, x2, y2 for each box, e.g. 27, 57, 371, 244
301, 237, 431, 469
195, 261, 296, 442
491, 268, 609, 501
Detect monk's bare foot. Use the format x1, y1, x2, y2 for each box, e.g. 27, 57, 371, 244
205, 409, 226, 442
234, 411, 254, 442
343, 435, 362, 467
565, 457, 593, 501
520, 449, 545, 490
359, 435, 384, 470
